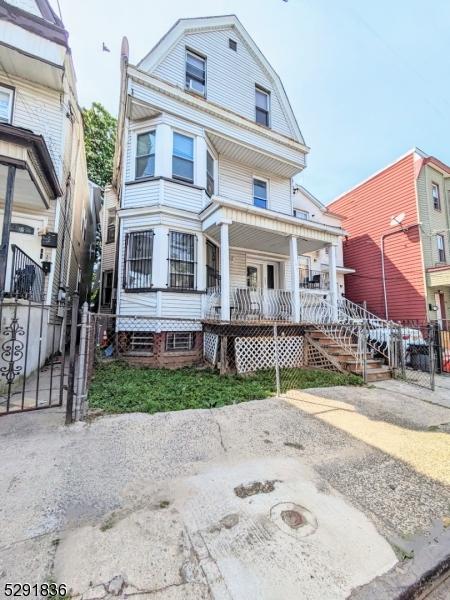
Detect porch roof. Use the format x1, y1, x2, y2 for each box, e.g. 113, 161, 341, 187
0, 123, 62, 208
201, 196, 346, 254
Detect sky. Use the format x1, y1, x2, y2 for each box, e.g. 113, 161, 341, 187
52, 0, 450, 203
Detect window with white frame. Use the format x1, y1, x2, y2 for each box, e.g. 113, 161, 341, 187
255, 86, 270, 126
106, 209, 116, 243
166, 332, 195, 351
253, 178, 268, 209
432, 182, 441, 210
0, 85, 13, 123
206, 240, 219, 288
124, 230, 154, 290
206, 150, 214, 197
135, 131, 155, 179
172, 132, 194, 183
437, 234, 446, 262
169, 231, 196, 289
294, 209, 309, 220
185, 50, 206, 95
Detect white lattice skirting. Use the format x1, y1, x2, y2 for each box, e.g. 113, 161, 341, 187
235, 336, 304, 374
203, 332, 219, 366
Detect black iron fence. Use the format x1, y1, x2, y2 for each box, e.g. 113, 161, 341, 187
10, 245, 45, 302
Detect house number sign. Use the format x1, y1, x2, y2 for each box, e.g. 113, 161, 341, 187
10, 223, 34, 235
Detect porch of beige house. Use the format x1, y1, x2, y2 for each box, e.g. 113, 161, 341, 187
201, 196, 345, 324
0, 124, 62, 305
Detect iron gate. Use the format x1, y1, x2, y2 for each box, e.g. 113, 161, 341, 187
0, 296, 77, 417
392, 321, 438, 390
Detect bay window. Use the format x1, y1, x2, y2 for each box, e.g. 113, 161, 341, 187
123, 230, 154, 290
169, 231, 196, 289
135, 131, 155, 179
172, 132, 194, 183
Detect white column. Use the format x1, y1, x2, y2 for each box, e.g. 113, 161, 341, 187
196, 136, 207, 189
152, 225, 169, 288
328, 243, 338, 320
289, 235, 300, 323
220, 222, 231, 322
154, 123, 172, 178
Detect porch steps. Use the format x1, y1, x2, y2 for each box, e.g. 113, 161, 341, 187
308, 329, 393, 382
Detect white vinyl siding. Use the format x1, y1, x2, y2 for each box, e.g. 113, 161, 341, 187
218, 156, 292, 215
152, 29, 295, 138
7, 77, 64, 177
130, 82, 306, 168
122, 179, 204, 212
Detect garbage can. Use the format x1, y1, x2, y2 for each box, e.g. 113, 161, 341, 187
408, 344, 430, 372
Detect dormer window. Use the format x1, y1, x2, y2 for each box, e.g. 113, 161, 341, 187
186, 50, 206, 96
255, 86, 270, 127
0, 85, 14, 124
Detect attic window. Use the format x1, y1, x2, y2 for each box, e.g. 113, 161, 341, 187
186, 50, 206, 96
229, 39, 237, 51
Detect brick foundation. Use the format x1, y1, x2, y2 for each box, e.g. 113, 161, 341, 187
120, 331, 203, 369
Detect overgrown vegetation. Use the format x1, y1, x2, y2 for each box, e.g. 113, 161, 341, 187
82, 102, 117, 188
88, 363, 361, 415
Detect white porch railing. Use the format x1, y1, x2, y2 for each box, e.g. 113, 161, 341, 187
204, 287, 294, 322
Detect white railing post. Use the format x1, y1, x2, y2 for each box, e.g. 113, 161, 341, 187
220, 221, 231, 321
328, 243, 338, 322
290, 236, 301, 323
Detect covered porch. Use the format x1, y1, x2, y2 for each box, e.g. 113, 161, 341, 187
201, 197, 345, 323
0, 124, 62, 302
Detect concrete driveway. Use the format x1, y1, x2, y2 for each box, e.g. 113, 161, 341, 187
1, 379, 449, 600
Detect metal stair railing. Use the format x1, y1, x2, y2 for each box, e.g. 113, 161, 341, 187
337, 298, 397, 366
300, 292, 366, 373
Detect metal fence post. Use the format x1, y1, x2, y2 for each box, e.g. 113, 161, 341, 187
362, 321, 368, 384
429, 323, 436, 392
65, 292, 79, 425
75, 302, 89, 420
273, 324, 281, 396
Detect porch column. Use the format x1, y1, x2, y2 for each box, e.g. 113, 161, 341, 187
328, 242, 338, 320
220, 221, 231, 321
289, 235, 300, 322
0, 165, 16, 296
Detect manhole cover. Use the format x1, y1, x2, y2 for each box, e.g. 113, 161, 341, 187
270, 502, 317, 538
281, 509, 305, 529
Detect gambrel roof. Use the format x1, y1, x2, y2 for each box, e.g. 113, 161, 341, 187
137, 15, 305, 145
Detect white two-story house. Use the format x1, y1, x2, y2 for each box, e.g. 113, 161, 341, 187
107, 15, 349, 368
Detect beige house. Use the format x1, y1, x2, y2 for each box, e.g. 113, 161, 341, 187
0, 0, 95, 307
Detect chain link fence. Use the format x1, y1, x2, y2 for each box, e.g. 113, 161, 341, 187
72, 311, 446, 419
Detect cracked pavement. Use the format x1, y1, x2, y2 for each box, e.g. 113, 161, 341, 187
1, 380, 449, 599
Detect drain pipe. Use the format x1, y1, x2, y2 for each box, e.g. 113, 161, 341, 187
380, 223, 420, 320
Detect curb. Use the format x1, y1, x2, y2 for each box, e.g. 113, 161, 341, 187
349, 528, 450, 599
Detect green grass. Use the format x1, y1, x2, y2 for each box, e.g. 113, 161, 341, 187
88, 362, 362, 415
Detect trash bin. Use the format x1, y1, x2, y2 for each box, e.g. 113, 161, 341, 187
408, 344, 430, 372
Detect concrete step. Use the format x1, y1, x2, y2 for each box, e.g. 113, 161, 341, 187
347, 366, 393, 381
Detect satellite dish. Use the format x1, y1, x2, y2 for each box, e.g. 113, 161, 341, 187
390, 212, 406, 227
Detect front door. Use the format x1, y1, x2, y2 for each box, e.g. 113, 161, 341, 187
246, 260, 279, 319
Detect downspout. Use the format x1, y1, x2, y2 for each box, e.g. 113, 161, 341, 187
380, 223, 420, 320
